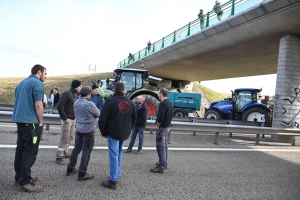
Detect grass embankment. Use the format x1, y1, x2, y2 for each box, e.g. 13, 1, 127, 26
0, 72, 227, 107
0, 72, 113, 105
194, 83, 228, 102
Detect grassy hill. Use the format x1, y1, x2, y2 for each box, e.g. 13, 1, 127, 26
0, 72, 226, 109
0, 72, 113, 104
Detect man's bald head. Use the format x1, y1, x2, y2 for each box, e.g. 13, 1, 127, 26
136, 96, 145, 104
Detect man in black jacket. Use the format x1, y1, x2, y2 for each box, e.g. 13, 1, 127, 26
56, 80, 82, 165
99, 82, 136, 190
124, 95, 148, 154
150, 88, 173, 174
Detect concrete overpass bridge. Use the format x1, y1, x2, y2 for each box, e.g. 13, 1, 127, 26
118, 0, 300, 82
117, 0, 300, 143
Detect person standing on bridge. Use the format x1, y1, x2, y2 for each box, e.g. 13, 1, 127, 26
147, 40, 151, 51
99, 82, 136, 190
198, 9, 205, 29
66, 86, 100, 181
12, 64, 47, 193
56, 80, 82, 165
124, 95, 148, 154
213, 0, 223, 21
150, 88, 173, 174
128, 52, 133, 61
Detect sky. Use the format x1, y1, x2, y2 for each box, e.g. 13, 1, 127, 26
0, 0, 276, 95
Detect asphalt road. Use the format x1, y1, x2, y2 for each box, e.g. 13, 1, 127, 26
0, 123, 300, 200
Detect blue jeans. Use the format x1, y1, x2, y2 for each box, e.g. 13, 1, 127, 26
14, 123, 42, 185
128, 126, 145, 151
156, 127, 170, 170
67, 133, 94, 177
108, 136, 125, 182
48, 102, 53, 109
94, 118, 99, 130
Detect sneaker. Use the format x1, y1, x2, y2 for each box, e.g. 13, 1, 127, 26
14, 177, 38, 186
64, 153, 71, 158
124, 149, 132, 153
155, 162, 168, 169
19, 182, 42, 193
77, 174, 94, 181
101, 180, 117, 190
150, 167, 164, 174
56, 158, 65, 165
66, 168, 78, 176
136, 150, 142, 154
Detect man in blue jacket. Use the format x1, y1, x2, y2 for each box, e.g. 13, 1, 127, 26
124, 95, 148, 154
12, 64, 47, 193
99, 82, 136, 190
90, 84, 103, 129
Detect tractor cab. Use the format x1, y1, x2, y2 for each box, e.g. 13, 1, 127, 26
230, 88, 266, 121
232, 88, 261, 112
113, 68, 149, 97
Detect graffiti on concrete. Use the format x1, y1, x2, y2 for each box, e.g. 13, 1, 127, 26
274, 87, 300, 126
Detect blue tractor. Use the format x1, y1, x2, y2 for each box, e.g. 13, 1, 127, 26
204, 88, 271, 122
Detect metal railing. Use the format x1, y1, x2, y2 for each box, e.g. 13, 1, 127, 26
0, 104, 58, 114
1, 111, 299, 146
118, 0, 262, 68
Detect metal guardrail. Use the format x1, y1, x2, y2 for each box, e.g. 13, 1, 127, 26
0, 104, 58, 114
0, 111, 61, 125
0, 104, 14, 108
1, 111, 299, 146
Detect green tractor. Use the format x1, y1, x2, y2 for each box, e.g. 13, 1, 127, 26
96, 68, 161, 115
100, 68, 201, 117
113, 68, 160, 115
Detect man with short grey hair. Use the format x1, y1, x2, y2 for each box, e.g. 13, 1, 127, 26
124, 95, 148, 154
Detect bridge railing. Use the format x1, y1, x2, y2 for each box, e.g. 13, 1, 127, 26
118, 0, 260, 68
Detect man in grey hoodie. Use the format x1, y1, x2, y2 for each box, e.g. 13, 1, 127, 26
65, 86, 100, 181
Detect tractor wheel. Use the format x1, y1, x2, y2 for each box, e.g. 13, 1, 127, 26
204, 109, 222, 119
173, 108, 186, 117
143, 95, 160, 116
241, 107, 270, 122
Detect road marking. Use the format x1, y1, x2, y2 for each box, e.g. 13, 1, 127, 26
1, 145, 300, 151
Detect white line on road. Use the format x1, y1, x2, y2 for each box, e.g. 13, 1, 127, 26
1, 145, 300, 152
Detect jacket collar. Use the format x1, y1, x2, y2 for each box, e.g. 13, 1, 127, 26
114, 92, 124, 96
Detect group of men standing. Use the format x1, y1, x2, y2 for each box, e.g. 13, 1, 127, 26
12, 64, 173, 192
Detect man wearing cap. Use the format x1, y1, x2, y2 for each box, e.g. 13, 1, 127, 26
56, 80, 82, 165
66, 86, 100, 181
90, 84, 104, 129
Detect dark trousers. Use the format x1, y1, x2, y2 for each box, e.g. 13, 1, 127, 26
14, 123, 42, 186
156, 127, 170, 170
67, 133, 94, 177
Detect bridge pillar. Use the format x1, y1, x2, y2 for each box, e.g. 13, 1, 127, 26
272, 34, 300, 145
